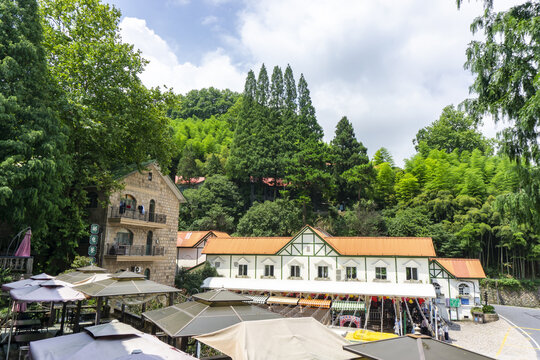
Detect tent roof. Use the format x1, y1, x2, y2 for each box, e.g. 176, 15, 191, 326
343, 334, 493, 360
85, 320, 142, 338
77, 265, 108, 273
192, 289, 250, 303
142, 300, 281, 338
55, 272, 111, 285
431, 258, 486, 279
2, 278, 46, 291
202, 277, 437, 298
74, 274, 179, 297
29, 324, 196, 360
31, 273, 55, 280
10, 283, 87, 303
194, 317, 355, 360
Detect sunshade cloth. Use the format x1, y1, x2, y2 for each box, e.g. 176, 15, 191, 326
2, 278, 47, 291
10, 279, 87, 302
142, 289, 281, 337
332, 301, 366, 311
74, 271, 179, 297
267, 296, 299, 306
14, 229, 31, 257
343, 334, 493, 360
194, 317, 355, 360
77, 265, 108, 273
31, 273, 55, 280
29, 321, 197, 360
298, 299, 331, 308
202, 277, 436, 298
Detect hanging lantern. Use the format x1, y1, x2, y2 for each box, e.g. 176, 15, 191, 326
409, 299, 413, 304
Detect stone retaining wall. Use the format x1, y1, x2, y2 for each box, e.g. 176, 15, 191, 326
481, 284, 540, 308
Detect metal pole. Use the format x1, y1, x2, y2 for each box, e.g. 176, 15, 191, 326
5, 300, 15, 360
74, 300, 82, 333
95, 297, 102, 325
398, 299, 403, 336
435, 306, 439, 339
380, 297, 384, 333
363, 296, 372, 330
121, 303, 126, 323
196, 340, 201, 358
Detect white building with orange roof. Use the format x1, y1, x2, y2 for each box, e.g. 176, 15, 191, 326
429, 257, 486, 321
176, 230, 230, 270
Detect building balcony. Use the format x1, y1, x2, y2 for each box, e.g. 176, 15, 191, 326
104, 243, 166, 262
108, 206, 168, 229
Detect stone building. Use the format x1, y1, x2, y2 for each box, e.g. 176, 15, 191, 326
87, 162, 185, 286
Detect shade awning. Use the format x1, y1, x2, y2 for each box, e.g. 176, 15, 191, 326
245, 295, 269, 304
202, 277, 436, 298
298, 299, 331, 308
331, 301, 365, 311
267, 296, 299, 306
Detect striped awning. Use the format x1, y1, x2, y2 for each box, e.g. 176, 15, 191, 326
267, 296, 299, 306
245, 295, 269, 304
298, 299, 331, 308
332, 301, 365, 311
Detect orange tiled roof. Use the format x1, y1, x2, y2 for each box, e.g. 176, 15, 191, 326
432, 258, 486, 279
325, 237, 436, 256
202, 237, 291, 254
177, 230, 230, 248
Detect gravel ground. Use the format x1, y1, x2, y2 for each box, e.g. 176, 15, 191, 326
449, 318, 537, 360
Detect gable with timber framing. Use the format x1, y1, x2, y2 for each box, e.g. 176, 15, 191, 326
429, 260, 453, 279
276, 226, 339, 257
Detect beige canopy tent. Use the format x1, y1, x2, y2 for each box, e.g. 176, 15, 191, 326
29, 320, 197, 360
56, 265, 110, 285
343, 334, 494, 360
194, 317, 357, 360
142, 289, 281, 337
74, 271, 180, 324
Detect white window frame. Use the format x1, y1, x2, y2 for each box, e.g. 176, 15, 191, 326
290, 265, 301, 278
406, 267, 418, 280
346, 266, 357, 280
264, 264, 274, 277
458, 283, 470, 296
375, 267, 387, 280
238, 264, 248, 276
317, 266, 329, 279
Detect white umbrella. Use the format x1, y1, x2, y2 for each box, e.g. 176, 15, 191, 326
29, 321, 197, 360
1, 273, 55, 291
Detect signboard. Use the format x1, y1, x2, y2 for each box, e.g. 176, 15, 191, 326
88, 245, 97, 256
448, 298, 460, 308
89, 234, 98, 245
90, 224, 100, 234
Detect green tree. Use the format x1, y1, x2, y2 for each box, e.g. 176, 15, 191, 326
0, 0, 72, 272
373, 147, 394, 167
168, 88, 239, 120
236, 199, 302, 236
330, 116, 369, 205
413, 105, 490, 155
297, 74, 323, 141
176, 145, 201, 186
256, 64, 270, 106
394, 173, 420, 203
374, 162, 395, 206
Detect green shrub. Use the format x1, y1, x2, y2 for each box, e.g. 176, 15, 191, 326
482, 305, 495, 314
480, 278, 539, 292
175, 263, 219, 295
471, 307, 483, 313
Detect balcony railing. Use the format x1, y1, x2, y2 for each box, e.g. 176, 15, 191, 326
0, 256, 33, 275
109, 206, 167, 224
105, 243, 165, 257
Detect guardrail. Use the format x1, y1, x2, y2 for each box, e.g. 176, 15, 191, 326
109, 206, 167, 224
0, 256, 33, 275
105, 243, 165, 256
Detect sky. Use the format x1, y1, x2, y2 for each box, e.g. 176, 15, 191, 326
105, 0, 517, 165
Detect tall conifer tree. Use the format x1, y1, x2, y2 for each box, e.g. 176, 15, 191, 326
256, 64, 269, 106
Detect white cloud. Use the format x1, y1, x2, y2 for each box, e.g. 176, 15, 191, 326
119, 1, 522, 165
119, 17, 245, 94
202, 15, 218, 26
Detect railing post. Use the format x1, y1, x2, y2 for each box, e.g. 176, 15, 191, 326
26, 257, 33, 276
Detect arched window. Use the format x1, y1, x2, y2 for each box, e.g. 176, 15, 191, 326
87, 192, 98, 208
146, 231, 153, 255
458, 283, 470, 296
120, 195, 136, 214
432, 282, 442, 296
110, 229, 133, 255
144, 268, 150, 280
149, 200, 156, 222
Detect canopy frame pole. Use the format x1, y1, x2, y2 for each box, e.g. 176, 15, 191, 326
363, 296, 371, 330
399, 299, 403, 336
5, 299, 15, 360
59, 302, 67, 335
74, 300, 82, 333
380, 297, 384, 333
392, 298, 398, 336
196, 340, 201, 358
435, 305, 439, 339
121, 303, 126, 323
168, 293, 174, 306
95, 297, 103, 325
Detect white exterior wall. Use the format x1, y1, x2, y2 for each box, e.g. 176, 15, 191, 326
177, 245, 206, 269
282, 256, 309, 280
365, 257, 397, 283
396, 258, 430, 284
337, 258, 366, 281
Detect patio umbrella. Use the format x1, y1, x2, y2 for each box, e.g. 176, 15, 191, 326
142, 289, 281, 339
1, 273, 55, 291
74, 271, 180, 325
29, 320, 197, 360
194, 317, 355, 360
14, 229, 31, 257
343, 334, 493, 360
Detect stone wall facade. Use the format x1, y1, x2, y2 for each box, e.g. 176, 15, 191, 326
88, 163, 182, 286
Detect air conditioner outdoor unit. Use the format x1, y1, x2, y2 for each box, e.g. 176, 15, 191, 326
134, 266, 141, 273
233, 262, 238, 267
335, 269, 342, 281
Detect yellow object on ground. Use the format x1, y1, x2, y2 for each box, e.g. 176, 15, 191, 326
345, 329, 399, 342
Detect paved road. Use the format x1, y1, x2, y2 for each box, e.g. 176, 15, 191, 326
494, 305, 540, 359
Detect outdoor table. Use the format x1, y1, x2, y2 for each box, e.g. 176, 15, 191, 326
14, 332, 54, 345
